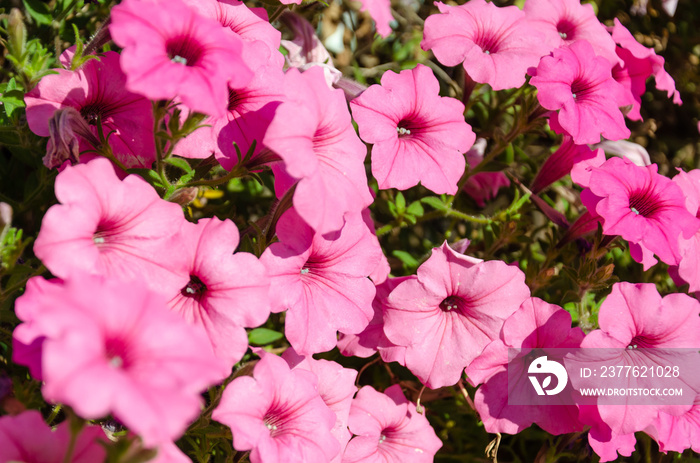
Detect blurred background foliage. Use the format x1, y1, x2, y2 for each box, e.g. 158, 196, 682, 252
0, 0, 699, 461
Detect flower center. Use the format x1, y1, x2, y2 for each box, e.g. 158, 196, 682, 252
628, 189, 662, 218
379, 434, 387, 443
104, 338, 130, 369
570, 78, 596, 102
227, 87, 246, 112
166, 36, 205, 67
439, 296, 464, 312
80, 103, 106, 126
397, 120, 416, 138
474, 31, 501, 55
263, 413, 283, 437
181, 275, 207, 298
628, 335, 652, 349
556, 19, 576, 41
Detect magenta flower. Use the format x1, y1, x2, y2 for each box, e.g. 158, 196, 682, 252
213, 352, 339, 463
110, 0, 253, 117
283, 349, 358, 462
578, 282, 700, 439
33, 158, 187, 295
523, 0, 619, 65
581, 156, 700, 266
264, 67, 372, 234
337, 276, 410, 364
13, 274, 227, 447
466, 298, 585, 435
260, 209, 381, 355
530, 40, 630, 144
383, 242, 530, 388
350, 64, 475, 194
672, 169, 700, 291
463, 138, 510, 205
649, 396, 700, 454
356, 0, 393, 38
531, 136, 601, 194
343, 384, 442, 462
609, 19, 681, 121
0, 411, 107, 463
165, 217, 271, 368
25, 51, 155, 168
421, 0, 549, 90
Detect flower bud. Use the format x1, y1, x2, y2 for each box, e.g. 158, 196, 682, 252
44, 107, 100, 169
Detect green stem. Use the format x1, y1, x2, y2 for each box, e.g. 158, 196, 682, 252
53, 0, 81, 24
1, 264, 46, 296
183, 166, 246, 188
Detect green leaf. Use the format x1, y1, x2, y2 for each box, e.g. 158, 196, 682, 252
164, 156, 193, 173
0, 89, 26, 118
392, 250, 419, 270
248, 328, 284, 346
22, 0, 53, 25
406, 201, 424, 217
420, 196, 448, 211
395, 191, 406, 213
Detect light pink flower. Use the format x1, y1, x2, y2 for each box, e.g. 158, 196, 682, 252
384, 242, 530, 388
0, 411, 107, 463
466, 298, 585, 435
33, 158, 187, 295
283, 349, 358, 462
213, 352, 339, 463
531, 136, 601, 194
343, 384, 442, 462
648, 396, 700, 454
356, 0, 393, 38
25, 51, 155, 168
463, 138, 510, 205
422, 0, 549, 90
260, 208, 381, 355
13, 274, 227, 447
671, 169, 700, 291
579, 282, 700, 437
110, 0, 252, 117
594, 139, 651, 166
609, 18, 681, 121
523, 0, 619, 65
350, 64, 474, 194
264, 67, 372, 234
581, 156, 700, 266
530, 40, 631, 144
164, 217, 271, 368
337, 276, 410, 363
174, 61, 285, 171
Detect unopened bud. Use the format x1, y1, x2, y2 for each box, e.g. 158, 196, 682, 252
7, 9, 27, 58
168, 187, 198, 206
0, 203, 11, 230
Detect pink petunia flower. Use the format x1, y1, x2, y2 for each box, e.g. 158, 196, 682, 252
260, 208, 381, 355
0, 410, 107, 463
337, 276, 410, 363
671, 169, 700, 291
350, 64, 475, 194
421, 0, 549, 91
383, 242, 530, 389
213, 352, 339, 463
356, 0, 393, 38
343, 384, 442, 462
462, 138, 510, 205
164, 217, 271, 368
25, 51, 155, 168
283, 349, 358, 462
523, 0, 619, 65
609, 18, 681, 121
281, 13, 342, 87
264, 67, 372, 234
581, 156, 700, 267
465, 298, 585, 435
13, 274, 227, 447
530, 136, 601, 194
33, 158, 187, 295
110, 0, 253, 117
648, 395, 700, 454
530, 40, 630, 144
577, 282, 700, 452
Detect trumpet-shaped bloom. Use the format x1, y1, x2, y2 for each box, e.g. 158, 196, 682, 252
530, 40, 630, 144
213, 352, 339, 463
609, 19, 682, 121
0, 411, 107, 463
110, 0, 252, 117
422, 0, 549, 90
260, 209, 381, 355
33, 158, 187, 295
581, 157, 700, 266
25, 51, 155, 168
466, 298, 585, 435
343, 385, 442, 462
13, 274, 227, 447
384, 242, 530, 388
264, 67, 372, 234
530, 136, 601, 194
283, 349, 358, 462
350, 64, 474, 194
165, 217, 271, 368
523, 0, 618, 64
